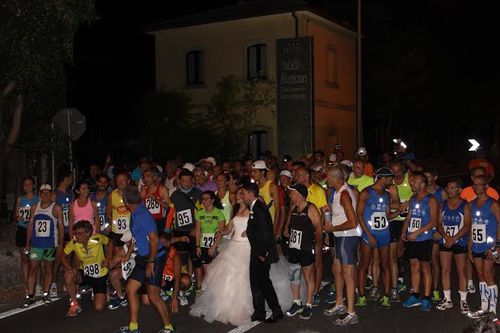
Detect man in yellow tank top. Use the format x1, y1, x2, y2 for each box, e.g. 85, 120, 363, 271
250, 160, 281, 234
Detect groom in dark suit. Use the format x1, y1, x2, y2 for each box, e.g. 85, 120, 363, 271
241, 182, 283, 323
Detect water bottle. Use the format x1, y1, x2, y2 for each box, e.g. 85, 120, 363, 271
324, 211, 332, 225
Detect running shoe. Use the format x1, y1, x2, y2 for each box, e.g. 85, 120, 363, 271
325, 290, 336, 304
402, 295, 421, 308
299, 305, 312, 320
365, 276, 374, 290
115, 327, 141, 333
49, 283, 58, 298
368, 287, 381, 301
389, 288, 400, 303
324, 304, 346, 316
467, 283, 476, 294
333, 312, 359, 326
66, 302, 82, 317
421, 298, 431, 312
460, 301, 470, 315
397, 281, 407, 293
312, 294, 321, 307
286, 302, 303, 316
436, 299, 453, 311
42, 293, 51, 304
108, 297, 128, 310
157, 328, 175, 333
380, 295, 391, 309
432, 290, 441, 303
467, 309, 489, 319
178, 292, 188, 306
355, 296, 367, 308
22, 296, 35, 308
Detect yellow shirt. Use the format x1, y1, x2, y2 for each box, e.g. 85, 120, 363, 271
64, 234, 109, 278
259, 180, 276, 224
111, 189, 131, 234
348, 174, 374, 192
307, 183, 327, 211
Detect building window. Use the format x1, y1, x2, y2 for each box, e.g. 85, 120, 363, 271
325, 45, 338, 88
247, 44, 267, 80
186, 50, 203, 85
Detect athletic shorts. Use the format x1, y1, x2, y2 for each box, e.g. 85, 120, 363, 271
200, 247, 215, 265
389, 220, 404, 243
154, 218, 166, 237
361, 231, 390, 248
172, 231, 201, 269
15, 226, 27, 247
439, 244, 467, 254
64, 233, 70, 243
287, 248, 315, 267
78, 271, 108, 294
108, 231, 125, 247
334, 236, 360, 265
129, 254, 166, 287
29, 247, 56, 261
472, 251, 489, 259
405, 240, 433, 262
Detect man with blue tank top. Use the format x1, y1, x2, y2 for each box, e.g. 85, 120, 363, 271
467, 175, 500, 320
356, 167, 401, 309
91, 174, 110, 233
23, 184, 64, 308
435, 178, 471, 314
401, 171, 438, 312
14, 176, 40, 297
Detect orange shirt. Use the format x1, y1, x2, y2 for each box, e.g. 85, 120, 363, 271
364, 163, 374, 177
460, 186, 499, 203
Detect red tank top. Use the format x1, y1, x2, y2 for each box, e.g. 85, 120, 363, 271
144, 185, 164, 220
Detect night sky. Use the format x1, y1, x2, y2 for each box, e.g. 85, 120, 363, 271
67, 0, 500, 167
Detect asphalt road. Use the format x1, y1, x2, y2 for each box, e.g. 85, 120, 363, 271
0, 279, 489, 333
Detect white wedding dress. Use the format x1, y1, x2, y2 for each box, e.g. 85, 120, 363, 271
190, 214, 292, 326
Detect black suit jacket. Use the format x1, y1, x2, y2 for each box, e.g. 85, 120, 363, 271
247, 199, 278, 264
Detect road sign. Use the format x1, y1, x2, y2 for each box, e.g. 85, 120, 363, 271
52, 108, 86, 141
468, 139, 480, 152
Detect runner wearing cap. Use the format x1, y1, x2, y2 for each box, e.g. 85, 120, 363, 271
285, 183, 322, 319
356, 167, 400, 309
250, 160, 280, 228
355, 147, 374, 177
202, 157, 217, 181
182, 162, 195, 173
24, 184, 64, 307
193, 167, 217, 192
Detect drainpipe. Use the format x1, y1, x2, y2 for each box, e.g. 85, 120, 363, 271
291, 11, 299, 37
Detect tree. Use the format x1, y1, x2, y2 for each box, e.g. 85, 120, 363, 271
0, 0, 96, 215
204, 75, 276, 158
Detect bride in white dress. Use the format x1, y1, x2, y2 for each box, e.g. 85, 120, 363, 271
190, 189, 292, 326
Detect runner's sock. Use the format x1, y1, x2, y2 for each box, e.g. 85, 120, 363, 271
459, 290, 467, 302
488, 285, 498, 314
480, 282, 488, 311
129, 322, 138, 331
443, 290, 451, 301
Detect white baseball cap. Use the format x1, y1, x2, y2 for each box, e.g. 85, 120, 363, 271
203, 157, 216, 166
312, 164, 323, 172
39, 184, 52, 192
251, 160, 269, 170
340, 160, 353, 168
182, 162, 195, 172
356, 147, 367, 156
328, 153, 337, 162
279, 170, 293, 179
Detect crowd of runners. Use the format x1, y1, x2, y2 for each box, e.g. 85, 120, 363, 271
12, 144, 500, 332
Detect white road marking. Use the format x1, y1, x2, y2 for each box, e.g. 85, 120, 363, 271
0, 298, 60, 320
227, 320, 261, 333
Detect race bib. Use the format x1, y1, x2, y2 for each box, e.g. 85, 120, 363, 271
35, 220, 50, 237
98, 214, 106, 230
177, 209, 193, 227
408, 217, 422, 233
116, 216, 129, 232
146, 197, 161, 215
371, 212, 388, 230
472, 224, 487, 244
121, 244, 136, 280
63, 209, 70, 227
83, 263, 100, 278
444, 225, 459, 237
201, 233, 215, 248
19, 207, 31, 221
289, 229, 302, 250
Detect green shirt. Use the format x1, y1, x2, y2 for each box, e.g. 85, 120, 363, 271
195, 208, 225, 248
348, 174, 374, 192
